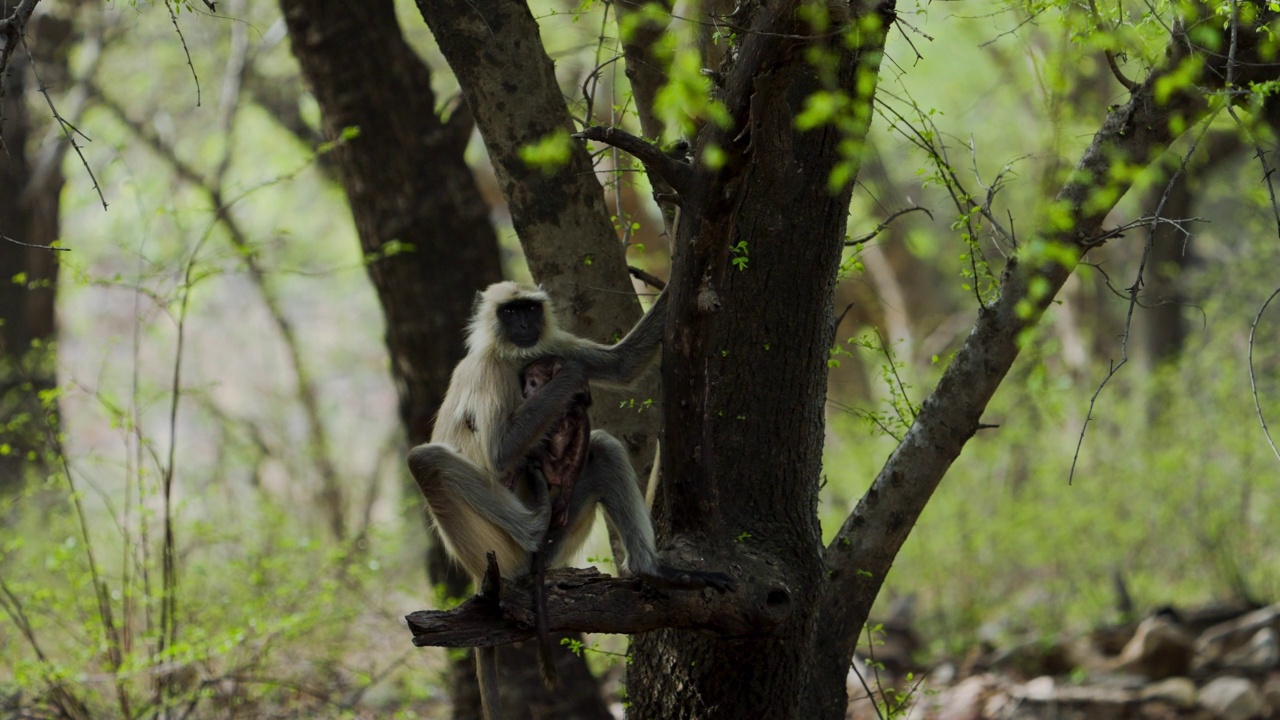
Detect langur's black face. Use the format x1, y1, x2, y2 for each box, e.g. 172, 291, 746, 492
498, 299, 545, 348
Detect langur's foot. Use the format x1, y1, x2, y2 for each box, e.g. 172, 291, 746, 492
640, 565, 734, 593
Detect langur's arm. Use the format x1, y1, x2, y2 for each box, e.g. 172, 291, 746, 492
490, 362, 589, 478
570, 290, 668, 388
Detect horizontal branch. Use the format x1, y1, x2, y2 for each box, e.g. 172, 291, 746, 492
406, 566, 785, 648
573, 126, 696, 196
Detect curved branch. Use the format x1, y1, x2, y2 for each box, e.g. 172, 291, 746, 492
808, 4, 1280, 716
574, 126, 697, 195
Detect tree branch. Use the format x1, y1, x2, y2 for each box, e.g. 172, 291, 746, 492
628, 265, 667, 290
574, 126, 696, 196
406, 566, 784, 648
810, 3, 1280, 713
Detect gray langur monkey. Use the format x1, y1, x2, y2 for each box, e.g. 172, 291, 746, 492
407, 281, 732, 720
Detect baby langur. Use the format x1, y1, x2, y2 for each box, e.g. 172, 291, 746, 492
408, 282, 732, 720
517, 356, 590, 530
518, 355, 591, 689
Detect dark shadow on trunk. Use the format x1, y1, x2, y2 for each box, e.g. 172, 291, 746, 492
0, 19, 68, 501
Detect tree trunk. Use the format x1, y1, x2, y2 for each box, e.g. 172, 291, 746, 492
628, 0, 892, 715
279, 3, 609, 718
0, 17, 66, 498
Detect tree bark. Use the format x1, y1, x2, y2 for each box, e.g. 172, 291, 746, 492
624, 0, 894, 716
279, 3, 607, 718
0, 14, 66, 498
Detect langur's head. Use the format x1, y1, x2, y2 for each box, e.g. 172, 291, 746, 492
469, 282, 558, 355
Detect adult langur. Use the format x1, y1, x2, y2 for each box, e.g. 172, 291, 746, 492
408, 282, 731, 720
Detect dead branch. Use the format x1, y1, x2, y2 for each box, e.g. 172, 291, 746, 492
406, 566, 785, 648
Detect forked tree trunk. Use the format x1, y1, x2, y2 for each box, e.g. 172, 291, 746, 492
393, 0, 1280, 717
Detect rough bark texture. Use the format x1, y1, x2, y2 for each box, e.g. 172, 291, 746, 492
406, 566, 785, 646
626, 0, 893, 716
0, 18, 65, 496
412, 0, 661, 479
806, 10, 1280, 718
279, 4, 607, 719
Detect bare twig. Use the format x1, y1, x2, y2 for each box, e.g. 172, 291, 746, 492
1068, 109, 1219, 484
849, 639, 887, 720
20, 34, 107, 209
0, 232, 68, 250
163, 0, 201, 106
875, 92, 999, 308
846, 206, 933, 246
1248, 287, 1280, 466
7, 352, 125, 719
156, 222, 205, 710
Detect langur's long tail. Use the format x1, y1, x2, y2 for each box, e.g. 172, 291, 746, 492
532, 548, 558, 689
476, 646, 502, 720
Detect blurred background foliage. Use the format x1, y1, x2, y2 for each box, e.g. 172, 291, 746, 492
1, 0, 1277, 715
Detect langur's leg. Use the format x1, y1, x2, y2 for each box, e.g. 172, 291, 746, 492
546, 431, 733, 591
407, 443, 548, 580
542, 430, 651, 571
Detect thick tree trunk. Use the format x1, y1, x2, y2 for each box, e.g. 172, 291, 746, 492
628, 1, 893, 717
279, 3, 608, 718
0, 22, 65, 497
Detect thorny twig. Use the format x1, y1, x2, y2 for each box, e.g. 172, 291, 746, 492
20, 32, 107, 209
163, 0, 201, 106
